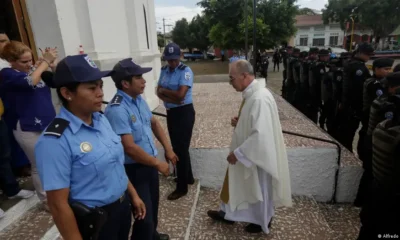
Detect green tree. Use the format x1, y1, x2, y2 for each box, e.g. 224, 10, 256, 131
322, 0, 400, 39
198, 0, 298, 50
357, 0, 400, 41
157, 33, 165, 50
322, 0, 359, 30
238, 16, 271, 49
171, 18, 191, 49
198, 0, 246, 49
257, 0, 298, 48
188, 14, 212, 55
298, 7, 318, 15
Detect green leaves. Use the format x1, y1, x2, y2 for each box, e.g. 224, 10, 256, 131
198, 0, 298, 49
171, 18, 191, 49
322, 0, 400, 38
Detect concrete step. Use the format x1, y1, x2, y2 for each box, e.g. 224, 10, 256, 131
157, 175, 200, 240
318, 203, 361, 240
189, 187, 337, 240
0, 204, 53, 240
33, 175, 201, 240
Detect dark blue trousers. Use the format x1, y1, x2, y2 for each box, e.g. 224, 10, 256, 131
97, 195, 132, 240
0, 119, 20, 197
125, 164, 159, 240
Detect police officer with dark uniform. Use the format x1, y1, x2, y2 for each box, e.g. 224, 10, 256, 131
285, 48, 300, 104
354, 58, 394, 207
281, 46, 293, 98
308, 49, 330, 124
357, 73, 400, 238
339, 42, 374, 152
293, 51, 308, 111
321, 54, 342, 134
34, 55, 146, 240
300, 48, 318, 119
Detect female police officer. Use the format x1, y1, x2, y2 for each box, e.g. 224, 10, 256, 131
34, 54, 145, 240
157, 43, 195, 200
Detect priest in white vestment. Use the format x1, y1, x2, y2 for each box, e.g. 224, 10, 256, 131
207, 59, 292, 234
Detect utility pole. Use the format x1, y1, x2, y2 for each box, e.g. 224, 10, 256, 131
245, 0, 248, 60
163, 18, 173, 46
252, 0, 257, 72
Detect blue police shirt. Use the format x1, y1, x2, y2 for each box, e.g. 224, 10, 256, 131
104, 90, 157, 164
0, 68, 56, 131
34, 107, 128, 208
158, 63, 193, 109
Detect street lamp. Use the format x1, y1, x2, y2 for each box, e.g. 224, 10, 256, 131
349, 7, 357, 52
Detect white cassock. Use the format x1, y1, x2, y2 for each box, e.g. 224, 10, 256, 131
220, 80, 292, 233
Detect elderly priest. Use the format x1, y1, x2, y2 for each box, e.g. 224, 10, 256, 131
207, 59, 292, 234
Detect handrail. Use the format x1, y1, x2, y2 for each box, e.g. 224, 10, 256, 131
103, 101, 341, 203
282, 130, 341, 204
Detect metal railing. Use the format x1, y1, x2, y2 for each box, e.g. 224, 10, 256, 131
102, 100, 342, 204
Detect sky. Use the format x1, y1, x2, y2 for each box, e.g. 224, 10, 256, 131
154, 0, 328, 33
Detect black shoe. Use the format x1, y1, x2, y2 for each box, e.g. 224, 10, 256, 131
173, 178, 195, 185
245, 223, 262, 233
206, 210, 235, 224
167, 190, 187, 200
157, 233, 170, 240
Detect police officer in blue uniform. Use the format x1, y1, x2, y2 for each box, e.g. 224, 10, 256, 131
105, 58, 177, 240
157, 43, 195, 200
35, 55, 146, 240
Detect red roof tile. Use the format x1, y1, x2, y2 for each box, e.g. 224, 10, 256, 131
295, 15, 323, 27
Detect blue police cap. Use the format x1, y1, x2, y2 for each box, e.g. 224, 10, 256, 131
163, 43, 181, 60
111, 58, 152, 83
53, 54, 113, 87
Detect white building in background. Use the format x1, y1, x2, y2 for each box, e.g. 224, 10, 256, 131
293, 15, 373, 48
294, 15, 344, 47
25, 0, 161, 110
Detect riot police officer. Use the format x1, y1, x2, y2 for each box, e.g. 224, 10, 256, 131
358, 74, 400, 238
285, 48, 300, 104
354, 58, 394, 207
339, 42, 374, 152
35, 55, 146, 240
293, 51, 308, 111
300, 48, 318, 119
281, 46, 293, 98
308, 49, 330, 124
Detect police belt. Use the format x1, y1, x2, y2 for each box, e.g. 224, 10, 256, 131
70, 194, 126, 240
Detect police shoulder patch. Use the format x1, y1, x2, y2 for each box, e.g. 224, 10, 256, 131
110, 95, 123, 105
161, 65, 168, 70
185, 71, 191, 80
385, 111, 394, 120
356, 69, 363, 76
44, 118, 70, 138
178, 64, 187, 70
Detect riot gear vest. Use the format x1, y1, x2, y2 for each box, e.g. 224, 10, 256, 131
332, 67, 344, 104
309, 61, 326, 104
342, 57, 371, 115
363, 77, 385, 126
368, 95, 397, 136
372, 119, 400, 193
293, 59, 302, 84
321, 66, 334, 102
286, 57, 298, 88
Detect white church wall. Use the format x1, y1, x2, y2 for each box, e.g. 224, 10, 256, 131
25, 0, 161, 111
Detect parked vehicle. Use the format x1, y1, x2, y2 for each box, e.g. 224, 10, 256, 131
183, 51, 215, 61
